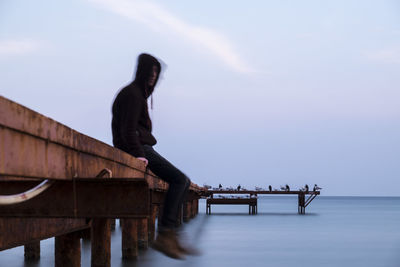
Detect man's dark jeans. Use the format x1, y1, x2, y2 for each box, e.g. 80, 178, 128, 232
142, 145, 191, 229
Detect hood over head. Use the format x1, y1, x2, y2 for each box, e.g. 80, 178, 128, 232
133, 53, 162, 98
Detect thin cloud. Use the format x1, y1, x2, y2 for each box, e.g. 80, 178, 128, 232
89, 0, 256, 73
364, 46, 400, 64
0, 39, 40, 56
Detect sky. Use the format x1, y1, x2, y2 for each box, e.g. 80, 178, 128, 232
0, 0, 399, 196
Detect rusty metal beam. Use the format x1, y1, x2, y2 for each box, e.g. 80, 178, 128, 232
0, 179, 149, 218
0, 218, 89, 251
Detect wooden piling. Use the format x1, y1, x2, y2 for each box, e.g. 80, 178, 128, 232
55, 232, 81, 267
121, 219, 138, 259
24, 241, 40, 260
137, 218, 148, 249
91, 218, 111, 267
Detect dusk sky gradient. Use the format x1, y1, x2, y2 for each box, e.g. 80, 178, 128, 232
1, 0, 399, 196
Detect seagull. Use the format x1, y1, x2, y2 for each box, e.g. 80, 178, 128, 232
285, 184, 290, 191
255, 186, 263, 191
203, 184, 211, 189
218, 184, 222, 189
305, 184, 309, 193
237, 184, 241, 191
268, 185, 272, 192
313, 184, 322, 191
280, 185, 286, 191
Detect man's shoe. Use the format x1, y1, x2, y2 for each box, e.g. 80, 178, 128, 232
176, 242, 201, 256
175, 238, 201, 256
151, 230, 185, 260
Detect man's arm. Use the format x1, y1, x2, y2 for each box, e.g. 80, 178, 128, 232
120, 94, 146, 158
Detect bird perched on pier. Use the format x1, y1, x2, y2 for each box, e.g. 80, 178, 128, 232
280, 185, 286, 191
237, 184, 241, 191
304, 184, 309, 193
268, 185, 272, 192
218, 184, 222, 190
313, 184, 322, 191
285, 184, 290, 191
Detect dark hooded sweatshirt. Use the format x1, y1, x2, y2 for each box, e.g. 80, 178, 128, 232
111, 54, 161, 157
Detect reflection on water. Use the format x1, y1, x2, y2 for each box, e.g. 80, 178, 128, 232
1, 196, 400, 267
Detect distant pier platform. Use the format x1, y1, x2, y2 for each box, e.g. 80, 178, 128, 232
204, 190, 320, 215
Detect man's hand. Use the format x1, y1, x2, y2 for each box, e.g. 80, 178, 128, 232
137, 157, 148, 167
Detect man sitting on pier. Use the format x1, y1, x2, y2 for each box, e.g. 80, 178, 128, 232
112, 53, 193, 259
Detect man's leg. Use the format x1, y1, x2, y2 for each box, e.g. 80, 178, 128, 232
142, 145, 191, 259
143, 145, 191, 228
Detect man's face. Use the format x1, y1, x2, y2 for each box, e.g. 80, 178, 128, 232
148, 65, 158, 87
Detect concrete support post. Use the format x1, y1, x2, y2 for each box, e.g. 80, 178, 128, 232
91, 218, 111, 267
121, 219, 138, 259
55, 232, 81, 267
24, 241, 40, 260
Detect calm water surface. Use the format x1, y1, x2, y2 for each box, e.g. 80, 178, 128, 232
1, 196, 399, 267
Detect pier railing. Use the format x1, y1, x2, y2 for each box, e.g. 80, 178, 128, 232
0, 96, 203, 266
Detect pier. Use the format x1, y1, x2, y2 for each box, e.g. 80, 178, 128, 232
0, 95, 321, 266
0, 96, 203, 266
205, 190, 320, 215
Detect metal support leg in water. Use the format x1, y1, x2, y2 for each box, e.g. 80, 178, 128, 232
121, 219, 138, 259
148, 205, 158, 243
138, 218, 148, 250
91, 218, 111, 267
298, 193, 305, 214
55, 232, 81, 267
25, 241, 40, 260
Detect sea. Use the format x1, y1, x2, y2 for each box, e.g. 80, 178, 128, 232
0, 196, 399, 267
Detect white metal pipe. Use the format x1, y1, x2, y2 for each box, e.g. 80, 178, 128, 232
0, 179, 54, 205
